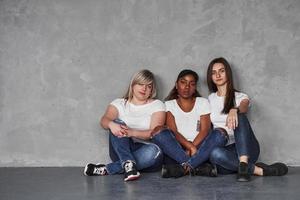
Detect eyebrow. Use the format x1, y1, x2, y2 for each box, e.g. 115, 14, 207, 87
212, 67, 225, 71
180, 78, 196, 82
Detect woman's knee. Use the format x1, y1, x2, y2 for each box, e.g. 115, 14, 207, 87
210, 147, 226, 164
213, 128, 228, 137
237, 113, 249, 124
151, 127, 174, 141
211, 128, 228, 145
151, 125, 170, 137
143, 143, 163, 162
109, 131, 130, 143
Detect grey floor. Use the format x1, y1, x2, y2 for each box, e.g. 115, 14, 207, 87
0, 167, 298, 200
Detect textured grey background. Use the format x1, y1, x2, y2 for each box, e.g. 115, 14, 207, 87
0, 0, 299, 167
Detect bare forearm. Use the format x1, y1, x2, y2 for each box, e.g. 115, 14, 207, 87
238, 99, 249, 113
128, 129, 152, 140
192, 131, 209, 147
238, 106, 248, 113
100, 116, 113, 129
173, 132, 192, 150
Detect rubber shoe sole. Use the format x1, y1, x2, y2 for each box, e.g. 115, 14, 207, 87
237, 175, 251, 182
124, 172, 140, 181
83, 163, 92, 176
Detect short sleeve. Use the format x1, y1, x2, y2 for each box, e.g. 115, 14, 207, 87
208, 93, 215, 103
198, 98, 211, 115
151, 100, 166, 113
165, 100, 174, 113
235, 92, 250, 107
110, 98, 124, 113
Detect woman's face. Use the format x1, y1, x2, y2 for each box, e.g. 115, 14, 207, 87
212, 63, 228, 86
176, 74, 197, 99
132, 82, 153, 101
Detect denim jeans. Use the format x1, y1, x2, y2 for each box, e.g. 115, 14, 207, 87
105, 120, 163, 175
209, 113, 260, 174
152, 128, 228, 169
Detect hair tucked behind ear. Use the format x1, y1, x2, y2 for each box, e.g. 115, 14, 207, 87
207, 57, 236, 114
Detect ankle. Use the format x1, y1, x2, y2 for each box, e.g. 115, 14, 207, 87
253, 166, 263, 176
123, 161, 136, 171
239, 156, 248, 164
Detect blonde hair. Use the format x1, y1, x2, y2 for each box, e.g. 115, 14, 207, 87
123, 69, 157, 101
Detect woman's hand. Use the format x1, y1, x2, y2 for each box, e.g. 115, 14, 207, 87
108, 121, 128, 137
186, 142, 197, 157
150, 125, 167, 137
226, 108, 238, 130
189, 145, 197, 156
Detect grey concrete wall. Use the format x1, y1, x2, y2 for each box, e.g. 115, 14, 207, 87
0, 0, 299, 166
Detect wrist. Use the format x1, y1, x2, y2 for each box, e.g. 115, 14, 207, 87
108, 121, 114, 129
189, 143, 196, 150
232, 107, 240, 113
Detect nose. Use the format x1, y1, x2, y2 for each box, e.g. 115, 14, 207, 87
216, 72, 221, 78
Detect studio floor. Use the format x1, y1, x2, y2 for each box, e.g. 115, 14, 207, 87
0, 167, 298, 200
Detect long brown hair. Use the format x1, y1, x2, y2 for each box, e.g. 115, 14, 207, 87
165, 69, 201, 101
207, 57, 236, 114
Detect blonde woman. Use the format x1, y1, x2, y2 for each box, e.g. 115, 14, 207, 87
84, 69, 165, 181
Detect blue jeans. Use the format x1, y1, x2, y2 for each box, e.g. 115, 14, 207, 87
152, 128, 228, 169
106, 120, 163, 175
209, 113, 260, 174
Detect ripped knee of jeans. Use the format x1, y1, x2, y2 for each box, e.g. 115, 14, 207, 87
150, 125, 169, 137
215, 128, 229, 139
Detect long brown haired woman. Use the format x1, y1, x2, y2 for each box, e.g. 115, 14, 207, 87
207, 57, 288, 182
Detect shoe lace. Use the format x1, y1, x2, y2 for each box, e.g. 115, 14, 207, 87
124, 162, 133, 172
93, 166, 106, 175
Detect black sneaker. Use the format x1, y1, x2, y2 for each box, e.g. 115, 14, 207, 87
123, 161, 140, 181
84, 163, 107, 176
192, 163, 218, 177
161, 164, 186, 178
237, 162, 251, 182
256, 162, 288, 176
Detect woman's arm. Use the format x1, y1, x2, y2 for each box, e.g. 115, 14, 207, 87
226, 99, 250, 129
126, 111, 166, 140
100, 105, 127, 137
166, 111, 197, 154
238, 99, 250, 113
192, 114, 211, 147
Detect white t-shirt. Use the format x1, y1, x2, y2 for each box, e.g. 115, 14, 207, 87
165, 97, 211, 141
110, 98, 165, 130
208, 92, 249, 145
